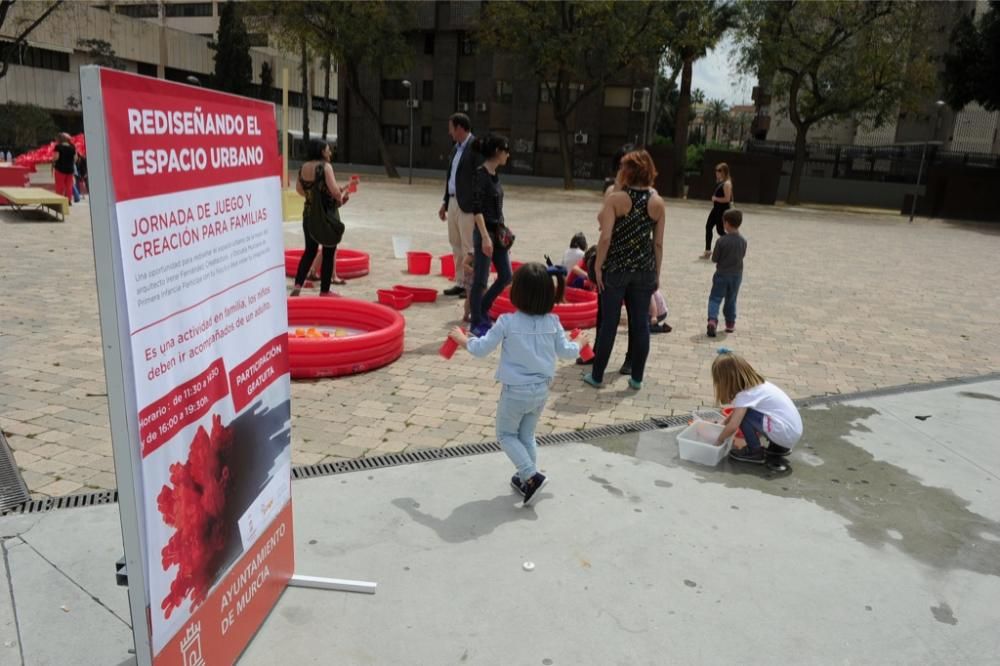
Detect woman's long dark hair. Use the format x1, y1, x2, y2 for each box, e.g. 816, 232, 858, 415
307, 139, 330, 161
471, 134, 510, 159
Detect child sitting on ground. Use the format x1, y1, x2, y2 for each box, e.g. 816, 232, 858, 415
562, 232, 590, 289
711, 350, 802, 464
649, 290, 671, 333
449, 263, 585, 506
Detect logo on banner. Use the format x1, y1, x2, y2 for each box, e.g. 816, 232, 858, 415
179, 621, 204, 666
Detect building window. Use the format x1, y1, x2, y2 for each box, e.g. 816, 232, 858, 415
422, 80, 433, 102
536, 131, 560, 153
421, 126, 432, 147
1, 39, 70, 72
115, 3, 159, 18
603, 86, 632, 108
424, 33, 435, 55
137, 62, 158, 77
164, 2, 213, 17
540, 82, 583, 104
461, 36, 474, 56
383, 125, 409, 145
382, 79, 410, 101
495, 80, 513, 103
457, 81, 475, 104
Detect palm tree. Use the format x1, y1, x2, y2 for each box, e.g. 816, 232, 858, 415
704, 99, 728, 143
666, 0, 737, 197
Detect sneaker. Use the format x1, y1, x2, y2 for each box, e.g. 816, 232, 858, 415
766, 443, 791, 457
522, 473, 548, 507
510, 475, 525, 496
707, 321, 717, 338
628, 378, 642, 390
649, 322, 672, 334
443, 285, 466, 297
725, 322, 735, 333
618, 360, 632, 376
582, 373, 603, 388
729, 446, 766, 464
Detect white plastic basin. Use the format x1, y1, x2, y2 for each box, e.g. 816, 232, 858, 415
676, 421, 733, 466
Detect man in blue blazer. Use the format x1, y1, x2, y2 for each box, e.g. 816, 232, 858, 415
438, 112, 480, 297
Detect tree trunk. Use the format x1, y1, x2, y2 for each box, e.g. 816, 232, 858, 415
787, 125, 809, 205
556, 117, 574, 190
670, 56, 693, 198
346, 64, 399, 178
321, 52, 331, 140
300, 40, 310, 144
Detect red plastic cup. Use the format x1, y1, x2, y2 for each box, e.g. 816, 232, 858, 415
439, 328, 464, 360
578, 342, 595, 362
350, 174, 360, 182
569, 328, 582, 340
346, 181, 358, 194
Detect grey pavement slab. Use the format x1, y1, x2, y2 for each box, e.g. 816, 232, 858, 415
0, 378, 997, 664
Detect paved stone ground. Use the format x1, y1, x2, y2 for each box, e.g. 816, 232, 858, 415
2, 175, 998, 498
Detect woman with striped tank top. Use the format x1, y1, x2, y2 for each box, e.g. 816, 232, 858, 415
583, 149, 666, 390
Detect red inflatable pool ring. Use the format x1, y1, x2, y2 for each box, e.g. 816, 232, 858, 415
392, 285, 438, 303
284, 248, 370, 279
377, 289, 413, 310
489, 286, 598, 329
287, 297, 405, 378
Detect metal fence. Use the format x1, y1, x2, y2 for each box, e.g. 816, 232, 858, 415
745, 139, 1000, 184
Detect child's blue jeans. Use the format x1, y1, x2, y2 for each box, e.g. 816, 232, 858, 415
739, 408, 768, 452
496, 381, 549, 481
707, 273, 742, 324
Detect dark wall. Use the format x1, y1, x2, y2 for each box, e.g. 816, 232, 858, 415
687, 150, 782, 205
647, 144, 677, 197
903, 165, 1000, 222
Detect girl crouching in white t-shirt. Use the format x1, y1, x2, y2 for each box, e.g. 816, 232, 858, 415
711, 351, 802, 464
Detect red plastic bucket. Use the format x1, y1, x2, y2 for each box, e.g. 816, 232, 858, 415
440, 254, 456, 279
407, 251, 432, 274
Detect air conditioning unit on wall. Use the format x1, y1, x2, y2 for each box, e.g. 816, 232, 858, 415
573, 131, 589, 145
458, 102, 470, 112
631, 88, 651, 112
476, 102, 487, 112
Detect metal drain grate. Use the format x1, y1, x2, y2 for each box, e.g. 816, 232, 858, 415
0, 431, 30, 512
2, 489, 118, 516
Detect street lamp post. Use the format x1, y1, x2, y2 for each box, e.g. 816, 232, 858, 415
909, 100, 946, 223
402, 80, 414, 185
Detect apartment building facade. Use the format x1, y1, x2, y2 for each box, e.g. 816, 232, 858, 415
336, 1, 657, 181
1, 1, 332, 144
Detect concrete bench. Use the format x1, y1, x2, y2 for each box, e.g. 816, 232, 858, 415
0, 186, 70, 221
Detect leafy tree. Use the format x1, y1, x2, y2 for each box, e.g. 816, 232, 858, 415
690, 88, 706, 105
0, 0, 63, 81
250, 1, 412, 178
209, 0, 253, 96
663, 1, 737, 198
736, 0, 936, 204
478, 1, 675, 189
299, 38, 310, 143
77, 38, 125, 70
652, 66, 680, 141
259, 61, 274, 102
0, 101, 57, 152
943, 1, 1000, 112
320, 51, 332, 140
703, 99, 728, 142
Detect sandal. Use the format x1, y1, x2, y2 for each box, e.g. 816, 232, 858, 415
331, 277, 347, 285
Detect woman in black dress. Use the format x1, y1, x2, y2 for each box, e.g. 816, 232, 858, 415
290, 139, 350, 296
702, 162, 732, 259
